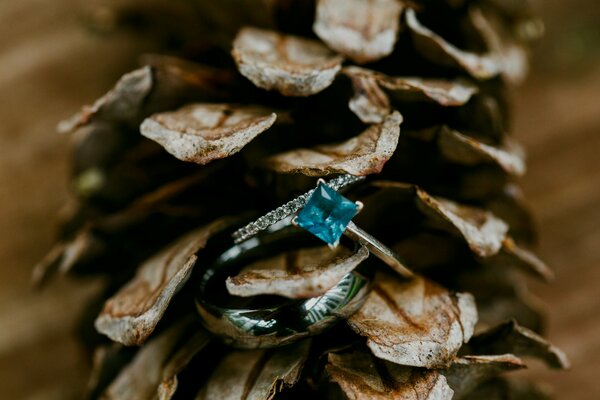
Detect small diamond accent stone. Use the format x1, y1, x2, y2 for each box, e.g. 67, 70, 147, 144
296, 182, 359, 245
232, 174, 364, 243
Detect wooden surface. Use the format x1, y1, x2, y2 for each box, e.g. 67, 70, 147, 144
0, 1, 598, 398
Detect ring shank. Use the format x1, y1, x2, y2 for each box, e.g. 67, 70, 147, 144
344, 221, 414, 279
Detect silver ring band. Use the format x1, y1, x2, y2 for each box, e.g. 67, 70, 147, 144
344, 221, 414, 279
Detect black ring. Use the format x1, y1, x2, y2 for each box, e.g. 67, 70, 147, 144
193, 218, 373, 348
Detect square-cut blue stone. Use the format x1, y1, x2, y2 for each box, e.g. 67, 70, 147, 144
296, 182, 359, 245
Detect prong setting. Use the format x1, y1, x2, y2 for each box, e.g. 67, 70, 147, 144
355, 201, 364, 213
295, 182, 360, 246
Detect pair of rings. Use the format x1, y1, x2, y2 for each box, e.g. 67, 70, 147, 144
194, 174, 413, 348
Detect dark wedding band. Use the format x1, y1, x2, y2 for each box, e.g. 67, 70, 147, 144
194, 219, 373, 349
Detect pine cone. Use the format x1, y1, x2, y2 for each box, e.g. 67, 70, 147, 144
35, 0, 568, 398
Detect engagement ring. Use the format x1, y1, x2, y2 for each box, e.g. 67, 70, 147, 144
234, 176, 413, 279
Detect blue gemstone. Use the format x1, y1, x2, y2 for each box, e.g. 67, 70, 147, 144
296, 182, 359, 245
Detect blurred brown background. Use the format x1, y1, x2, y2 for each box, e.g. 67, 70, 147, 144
0, 1, 599, 398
